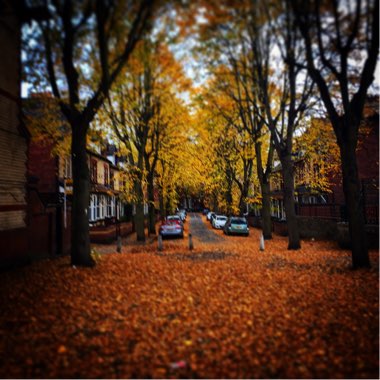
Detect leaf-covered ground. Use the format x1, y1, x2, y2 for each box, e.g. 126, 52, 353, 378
0, 216, 378, 379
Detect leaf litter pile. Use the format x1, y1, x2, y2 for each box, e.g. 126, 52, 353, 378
0, 226, 378, 379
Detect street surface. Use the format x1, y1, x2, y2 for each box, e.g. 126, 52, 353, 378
188, 213, 225, 243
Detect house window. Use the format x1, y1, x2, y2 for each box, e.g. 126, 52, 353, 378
110, 170, 114, 189
96, 195, 101, 219
107, 196, 112, 217
89, 194, 96, 222
100, 195, 107, 219
119, 202, 125, 218
111, 197, 116, 217
64, 157, 72, 178
271, 199, 286, 219
99, 195, 103, 219
90, 159, 98, 183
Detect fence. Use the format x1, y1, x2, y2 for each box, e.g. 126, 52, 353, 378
296, 203, 342, 220
252, 179, 378, 225
296, 203, 378, 225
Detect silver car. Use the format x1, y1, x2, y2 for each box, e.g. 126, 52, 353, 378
159, 217, 184, 238
212, 215, 228, 229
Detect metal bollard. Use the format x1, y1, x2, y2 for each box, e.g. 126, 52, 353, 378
158, 234, 163, 251
259, 234, 265, 251
189, 233, 194, 250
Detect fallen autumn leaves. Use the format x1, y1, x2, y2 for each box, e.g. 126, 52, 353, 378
0, 225, 378, 379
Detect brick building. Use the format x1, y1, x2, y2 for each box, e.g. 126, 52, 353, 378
27, 136, 71, 258
26, 129, 132, 249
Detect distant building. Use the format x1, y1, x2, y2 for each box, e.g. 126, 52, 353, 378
60, 149, 125, 227
27, 133, 132, 251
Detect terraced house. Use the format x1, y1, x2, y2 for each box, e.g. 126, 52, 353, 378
64, 148, 126, 227
28, 137, 131, 252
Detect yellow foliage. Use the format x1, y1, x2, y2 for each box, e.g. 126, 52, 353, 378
23, 94, 71, 157
295, 118, 340, 192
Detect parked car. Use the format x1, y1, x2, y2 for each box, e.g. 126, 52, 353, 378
210, 213, 217, 224
159, 217, 184, 238
223, 216, 249, 236
177, 209, 187, 222
212, 215, 228, 229
167, 214, 183, 226
206, 211, 215, 221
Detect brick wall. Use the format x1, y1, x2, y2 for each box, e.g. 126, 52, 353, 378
28, 139, 58, 193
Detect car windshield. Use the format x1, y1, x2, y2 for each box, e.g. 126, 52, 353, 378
217, 216, 227, 220
230, 218, 247, 225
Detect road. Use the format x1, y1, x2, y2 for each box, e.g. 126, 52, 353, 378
93, 212, 223, 254
188, 212, 224, 243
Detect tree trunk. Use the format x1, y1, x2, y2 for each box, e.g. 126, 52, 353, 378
134, 179, 145, 242
147, 178, 156, 235
261, 181, 272, 240
281, 155, 301, 249
225, 187, 233, 214
70, 125, 94, 267
225, 172, 233, 214
159, 187, 165, 218
212, 192, 218, 213
340, 143, 370, 268
238, 196, 245, 215
238, 182, 249, 215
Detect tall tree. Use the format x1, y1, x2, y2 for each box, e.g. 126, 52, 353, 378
155, 102, 190, 216
104, 38, 189, 239
212, 55, 275, 237
192, 89, 252, 215
104, 41, 154, 242
194, 0, 313, 247
183, 1, 275, 234
246, 0, 314, 249
23, 0, 154, 265
292, 0, 379, 268
205, 76, 255, 215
